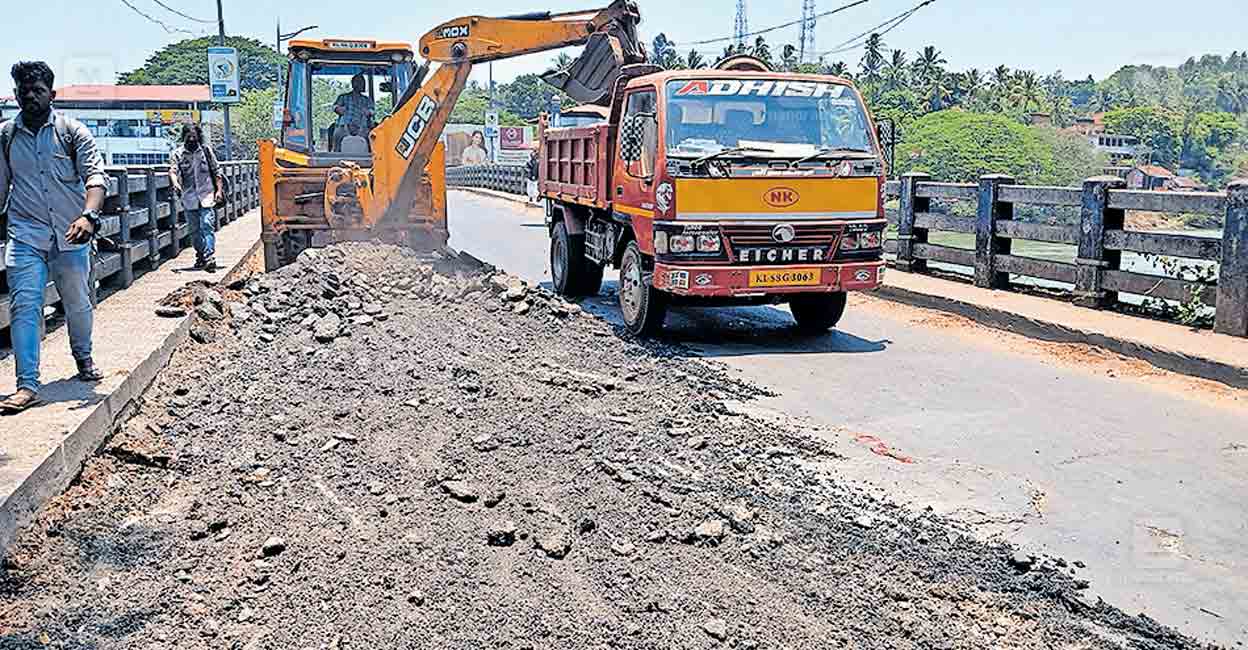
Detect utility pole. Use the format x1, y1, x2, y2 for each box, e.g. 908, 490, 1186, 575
216, 0, 233, 160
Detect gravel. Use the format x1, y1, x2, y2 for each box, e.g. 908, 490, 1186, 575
0, 243, 1214, 649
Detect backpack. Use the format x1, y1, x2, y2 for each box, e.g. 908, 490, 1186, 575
1, 113, 81, 229
203, 144, 229, 209
1, 113, 79, 178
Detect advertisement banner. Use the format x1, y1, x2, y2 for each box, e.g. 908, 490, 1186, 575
500, 126, 526, 149
145, 109, 200, 125
207, 46, 241, 104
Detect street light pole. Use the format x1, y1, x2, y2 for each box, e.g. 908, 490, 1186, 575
216, 0, 233, 160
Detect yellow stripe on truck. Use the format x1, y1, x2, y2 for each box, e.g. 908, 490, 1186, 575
676, 177, 878, 217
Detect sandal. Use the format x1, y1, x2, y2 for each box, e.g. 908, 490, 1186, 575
76, 359, 104, 382
0, 388, 44, 414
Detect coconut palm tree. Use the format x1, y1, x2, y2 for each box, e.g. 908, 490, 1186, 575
823, 61, 851, 79
721, 44, 738, 61
551, 53, 575, 71
781, 44, 799, 72
913, 45, 947, 86
1011, 70, 1046, 112
752, 36, 772, 68
684, 49, 707, 70
860, 33, 885, 84
923, 70, 952, 111
962, 68, 985, 104
882, 49, 908, 91
990, 65, 1012, 109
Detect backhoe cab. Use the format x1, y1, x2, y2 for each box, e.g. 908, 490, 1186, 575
259, 2, 643, 271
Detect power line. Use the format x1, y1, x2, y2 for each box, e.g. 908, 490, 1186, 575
150, 0, 215, 23
816, 0, 935, 58
118, 0, 198, 34
675, 0, 869, 47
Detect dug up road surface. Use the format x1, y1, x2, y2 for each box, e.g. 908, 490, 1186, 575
0, 244, 1219, 649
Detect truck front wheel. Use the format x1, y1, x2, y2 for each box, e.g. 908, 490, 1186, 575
618, 242, 668, 336
789, 292, 848, 333
551, 221, 603, 296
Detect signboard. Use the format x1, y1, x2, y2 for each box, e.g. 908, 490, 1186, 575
144, 109, 200, 125
207, 47, 241, 104
500, 126, 525, 149
483, 111, 499, 137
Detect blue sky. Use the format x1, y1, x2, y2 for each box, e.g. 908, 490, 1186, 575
1, 0, 1245, 90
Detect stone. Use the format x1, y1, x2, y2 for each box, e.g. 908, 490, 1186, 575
702, 618, 729, 641
724, 506, 756, 534
406, 590, 426, 606
314, 313, 342, 343
368, 481, 386, 496
691, 520, 726, 544
190, 325, 216, 344
1009, 551, 1034, 572
483, 491, 506, 508
156, 305, 187, 318
363, 303, 384, 316
487, 521, 518, 547
261, 536, 287, 557
610, 540, 636, 557
441, 481, 479, 503
196, 303, 224, 321
513, 301, 531, 315
472, 434, 499, 452
534, 531, 572, 559
502, 286, 527, 302
853, 515, 876, 529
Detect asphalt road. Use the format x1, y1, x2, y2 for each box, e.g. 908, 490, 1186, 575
447, 190, 1248, 647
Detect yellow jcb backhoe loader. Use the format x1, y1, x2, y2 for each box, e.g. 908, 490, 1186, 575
259, 1, 644, 270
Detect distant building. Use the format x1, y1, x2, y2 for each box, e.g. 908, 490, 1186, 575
1066, 113, 1141, 164
0, 85, 222, 166
1126, 164, 1177, 190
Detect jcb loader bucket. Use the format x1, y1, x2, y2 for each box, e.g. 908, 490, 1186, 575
542, 20, 645, 104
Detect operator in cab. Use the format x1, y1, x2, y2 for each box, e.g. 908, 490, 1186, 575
331, 73, 374, 152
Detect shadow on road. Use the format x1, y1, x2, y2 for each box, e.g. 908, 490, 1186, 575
558, 281, 890, 358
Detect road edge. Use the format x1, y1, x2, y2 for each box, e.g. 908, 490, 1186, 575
0, 239, 262, 558
873, 283, 1248, 389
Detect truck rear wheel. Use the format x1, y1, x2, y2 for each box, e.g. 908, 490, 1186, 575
790, 292, 848, 333
551, 221, 603, 296
619, 242, 668, 336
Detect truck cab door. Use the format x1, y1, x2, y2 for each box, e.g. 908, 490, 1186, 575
615, 88, 659, 251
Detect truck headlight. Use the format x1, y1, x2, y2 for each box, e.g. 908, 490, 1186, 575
840, 234, 859, 250
654, 230, 669, 255
696, 233, 721, 253
670, 235, 695, 253
860, 232, 881, 249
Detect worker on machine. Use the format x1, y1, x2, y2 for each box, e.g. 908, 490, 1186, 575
331, 73, 374, 152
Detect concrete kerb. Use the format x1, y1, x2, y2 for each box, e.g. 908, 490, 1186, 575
874, 283, 1248, 390
0, 239, 262, 558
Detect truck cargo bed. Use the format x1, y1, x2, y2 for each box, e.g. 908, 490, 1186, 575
540, 124, 612, 209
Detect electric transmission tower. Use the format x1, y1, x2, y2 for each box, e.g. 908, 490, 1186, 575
734, 0, 748, 50
799, 0, 817, 63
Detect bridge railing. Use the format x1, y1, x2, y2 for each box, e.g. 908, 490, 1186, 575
885, 173, 1248, 337
1, 161, 261, 334
446, 164, 527, 195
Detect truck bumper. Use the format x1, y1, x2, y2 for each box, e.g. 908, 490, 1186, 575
652, 260, 885, 297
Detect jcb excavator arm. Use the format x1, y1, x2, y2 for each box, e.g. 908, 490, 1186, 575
366, 0, 642, 230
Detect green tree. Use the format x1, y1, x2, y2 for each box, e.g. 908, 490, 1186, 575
823, 61, 851, 78
119, 36, 283, 90
1182, 111, 1243, 183
781, 44, 799, 73
229, 87, 279, 159
860, 34, 885, 84
751, 36, 773, 68
883, 50, 909, 92
913, 46, 947, 86
897, 110, 1056, 184
1104, 106, 1183, 167
683, 50, 707, 70
1012, 71, 1046, 112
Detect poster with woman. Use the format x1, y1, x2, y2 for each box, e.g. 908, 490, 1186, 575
443, 126, 492, 166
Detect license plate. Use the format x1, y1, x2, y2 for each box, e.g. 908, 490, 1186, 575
748, 268, 821, 287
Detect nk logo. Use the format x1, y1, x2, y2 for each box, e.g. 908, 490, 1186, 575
764, 187, 800, 208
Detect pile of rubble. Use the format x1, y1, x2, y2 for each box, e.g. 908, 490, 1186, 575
0, 243, 1208, 649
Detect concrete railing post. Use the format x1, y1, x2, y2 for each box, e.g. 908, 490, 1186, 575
896, 172, 930, 273
1074, 176, 1127, 309
975, 174, 1015, 289
143, 168, 160, 267
1215, 180, 1248, 337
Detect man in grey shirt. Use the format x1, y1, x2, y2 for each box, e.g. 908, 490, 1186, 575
0, 61, 107, 413
169, 123, 223, 271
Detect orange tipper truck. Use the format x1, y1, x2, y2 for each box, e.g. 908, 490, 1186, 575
539, 56, 888, 335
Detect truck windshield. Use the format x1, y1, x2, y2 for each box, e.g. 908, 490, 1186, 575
665, 79, 875, 159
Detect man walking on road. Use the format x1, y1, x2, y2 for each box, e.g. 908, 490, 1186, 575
169, 123, 224, 272
0, 61, 107, 414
